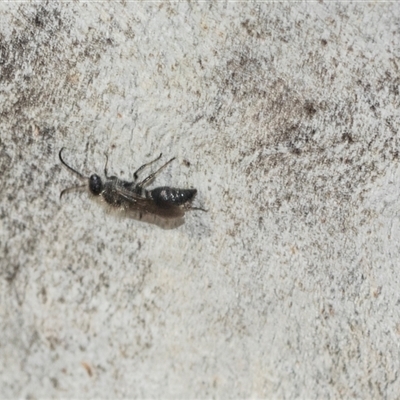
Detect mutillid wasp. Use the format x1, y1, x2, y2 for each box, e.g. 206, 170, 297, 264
59, 148, 206, 221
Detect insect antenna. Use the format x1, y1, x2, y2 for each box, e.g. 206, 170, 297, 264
59, 148, 89, 199
59, 148, 87, 182
60, 185, 86, 199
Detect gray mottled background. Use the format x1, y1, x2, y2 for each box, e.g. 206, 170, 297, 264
1, 1, 400, 398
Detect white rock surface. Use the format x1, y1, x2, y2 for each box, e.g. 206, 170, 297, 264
1, 2, 400, 398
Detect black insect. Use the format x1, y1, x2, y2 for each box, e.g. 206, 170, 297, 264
59, 148, 206, 220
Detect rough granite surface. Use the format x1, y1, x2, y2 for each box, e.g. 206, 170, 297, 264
1, 1, 400, 398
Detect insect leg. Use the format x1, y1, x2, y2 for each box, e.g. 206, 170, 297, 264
137, 157, 175, 188
103, 154, 111, 179
103, 153, 119, 180
187, 206, 208, 212
133, 153, 163, 181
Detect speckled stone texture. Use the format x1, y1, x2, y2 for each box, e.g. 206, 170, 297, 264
1, 2, 400, 398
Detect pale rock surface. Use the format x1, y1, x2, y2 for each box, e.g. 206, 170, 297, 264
1, 2, 399, 398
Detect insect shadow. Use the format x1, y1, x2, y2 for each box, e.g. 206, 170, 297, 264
59, 148, 207, 229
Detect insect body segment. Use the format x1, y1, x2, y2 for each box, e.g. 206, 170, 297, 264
148, 187, 197, 207
59, 148, 206, 220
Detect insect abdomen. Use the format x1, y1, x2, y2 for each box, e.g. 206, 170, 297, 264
149, 187, 197, 206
